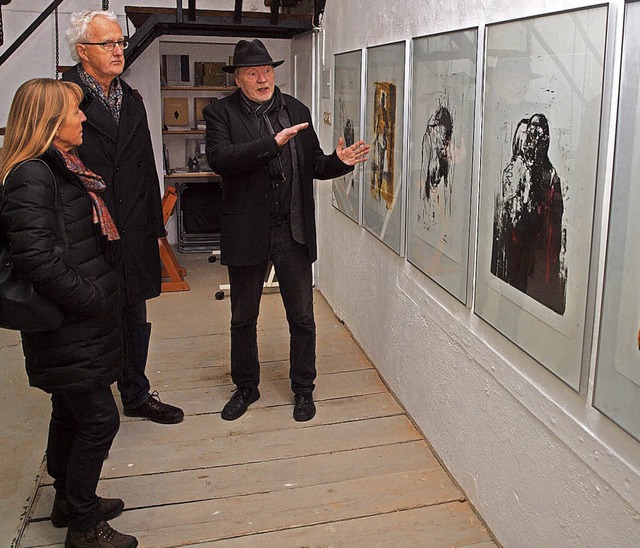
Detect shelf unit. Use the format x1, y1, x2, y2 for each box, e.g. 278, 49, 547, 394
160, 41, 236, 253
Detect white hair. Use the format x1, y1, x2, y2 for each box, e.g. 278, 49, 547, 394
66, 10, 118, 62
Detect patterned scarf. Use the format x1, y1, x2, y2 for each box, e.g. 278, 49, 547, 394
56, 148, 120, 241
78, 64, 123, 123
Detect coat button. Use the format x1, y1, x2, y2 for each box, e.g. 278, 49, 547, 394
140, 192, 146, 199
115, 166, 120, 172
117, 198, 123, 204
137, 161, 143, 167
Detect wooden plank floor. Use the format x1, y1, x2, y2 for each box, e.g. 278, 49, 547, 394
18, 253, 496, 547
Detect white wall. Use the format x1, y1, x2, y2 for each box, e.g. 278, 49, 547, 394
315, 0, 640, 546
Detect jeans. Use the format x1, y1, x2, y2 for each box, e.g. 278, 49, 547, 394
117, 300, 152, 408
46, 387, 119, 531
228, 222, 316, 394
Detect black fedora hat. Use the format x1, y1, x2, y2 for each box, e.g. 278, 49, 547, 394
222, 39, 284, 73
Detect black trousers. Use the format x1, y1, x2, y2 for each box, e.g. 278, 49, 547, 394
46, 387, 119, 531
227, 222, 316, 393
117, 300, 152, 409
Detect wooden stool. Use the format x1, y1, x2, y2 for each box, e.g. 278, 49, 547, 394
160, 186, 189, 292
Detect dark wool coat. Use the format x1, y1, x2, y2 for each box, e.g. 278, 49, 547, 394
0, 148, 122, 393
62, 66, 165, 306
204, 89, 353, 266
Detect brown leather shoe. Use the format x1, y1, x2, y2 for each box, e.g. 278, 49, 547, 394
51, 496, 124, 528
123, 391, 184, 424
64, 520, 137, 548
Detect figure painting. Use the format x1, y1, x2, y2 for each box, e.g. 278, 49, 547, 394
371, 81, 396, 208
475, 5, 607, 390
332, 50, 362, 223
419, 101, 455, 232
407, 29, 477, 302
363, 41, 405, 254
490, 113, 566, 315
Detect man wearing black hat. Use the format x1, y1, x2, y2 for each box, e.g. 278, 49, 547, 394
204, 39, 369, 422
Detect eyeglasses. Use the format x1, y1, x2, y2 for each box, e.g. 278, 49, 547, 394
80, 37, 129, 51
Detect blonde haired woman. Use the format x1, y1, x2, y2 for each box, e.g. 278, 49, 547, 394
0, 79, 136, 547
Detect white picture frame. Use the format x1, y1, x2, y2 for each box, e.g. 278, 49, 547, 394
474, 5, 608, 390
363, 41, 406, 254
407, 28, 478, 303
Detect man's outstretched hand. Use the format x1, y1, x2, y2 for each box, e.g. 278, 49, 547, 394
275, 123, 309, 147
336, 137, 370, 166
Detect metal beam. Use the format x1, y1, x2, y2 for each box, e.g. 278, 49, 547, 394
270, 0, 280, 26
0, 0, 64, 67
234, 0, 242, 23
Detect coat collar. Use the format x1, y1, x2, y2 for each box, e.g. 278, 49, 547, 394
229, 88, 303, 138
65, 65, 145, 165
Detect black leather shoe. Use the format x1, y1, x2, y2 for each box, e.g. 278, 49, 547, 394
221, 387, 260, 421
123, 392, 184, 424
293, 393, 316, 422
51, 496, 124, 528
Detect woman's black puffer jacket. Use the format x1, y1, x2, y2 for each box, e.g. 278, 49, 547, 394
0, 147, 122, 393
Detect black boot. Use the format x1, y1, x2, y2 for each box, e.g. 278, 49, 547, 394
65, 520, 137, 548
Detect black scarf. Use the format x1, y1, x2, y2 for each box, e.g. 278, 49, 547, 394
241, 87, 286, 183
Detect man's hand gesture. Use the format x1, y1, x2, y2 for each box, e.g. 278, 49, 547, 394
336, 137, 370, 166
275, 123, 309, 147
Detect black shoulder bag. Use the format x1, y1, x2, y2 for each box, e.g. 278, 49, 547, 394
0, 159, 65, 332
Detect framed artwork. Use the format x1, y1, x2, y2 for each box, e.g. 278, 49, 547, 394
593, 0, 640, 442
474, 5, 608, 390
161, 54, 190, 86
332, 49, 362, 224
163, 97, 189, 127
194, 97, 217, 128
363, 41, 406, 254
407, 28, 478, 303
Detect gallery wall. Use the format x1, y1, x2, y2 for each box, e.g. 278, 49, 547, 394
316, 0, 640, 546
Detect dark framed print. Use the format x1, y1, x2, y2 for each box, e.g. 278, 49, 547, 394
363, 41, 406, 254
407, 28, 478, 303
332, 49, 363, 223
474, 5, 608, 390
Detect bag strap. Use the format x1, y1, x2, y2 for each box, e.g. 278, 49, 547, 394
2, 158, 69, 252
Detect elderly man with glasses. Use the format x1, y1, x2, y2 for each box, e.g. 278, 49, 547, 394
63, 10, 184, 426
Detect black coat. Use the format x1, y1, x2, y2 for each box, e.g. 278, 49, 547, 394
204, 89, 352, 266
0, 148, 122, 393
62, 66, 165, 305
